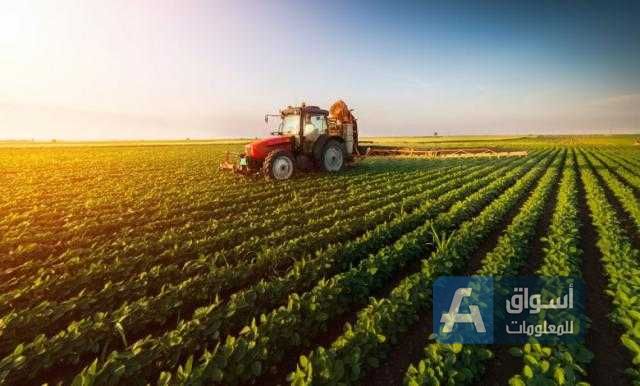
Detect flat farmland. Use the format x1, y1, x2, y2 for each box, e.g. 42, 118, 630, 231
1, 137, 640, 385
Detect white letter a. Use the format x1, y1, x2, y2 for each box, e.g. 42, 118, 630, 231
440, 287, 486, 333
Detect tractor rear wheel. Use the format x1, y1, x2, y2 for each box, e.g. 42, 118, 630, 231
320, 140, 346, 172
263, 150, 295, 180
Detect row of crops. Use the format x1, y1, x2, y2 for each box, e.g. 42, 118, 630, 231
1, 141, 640, 385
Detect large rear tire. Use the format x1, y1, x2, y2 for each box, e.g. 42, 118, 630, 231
263, 150, 295, 180
320, 140, 346, 172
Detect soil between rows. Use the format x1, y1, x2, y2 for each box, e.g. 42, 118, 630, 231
596, 153, 640, 199
479, 155, 561, 386
579, 156, 631, 386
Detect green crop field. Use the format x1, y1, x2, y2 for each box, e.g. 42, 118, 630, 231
1, 136, 640, 385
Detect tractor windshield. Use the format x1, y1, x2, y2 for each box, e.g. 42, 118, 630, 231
279, 114, 300, 135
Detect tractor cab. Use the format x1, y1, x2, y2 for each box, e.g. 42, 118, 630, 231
271, 104, 331, 154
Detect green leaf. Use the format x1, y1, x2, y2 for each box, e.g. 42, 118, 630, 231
115, 322, 128, 348
523, 365, 534, 379
12, 344, 24, 356
554, 367, 566, 385
509, 347, 523, 357
621, 335, 640, 355
540, 360, 550, 373
509, 376, 526, 386
157, 372, 172, 386
299, 355, 309, 369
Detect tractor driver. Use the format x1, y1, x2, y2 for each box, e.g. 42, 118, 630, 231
303, 115, 327, 137
303, 115, 317, 136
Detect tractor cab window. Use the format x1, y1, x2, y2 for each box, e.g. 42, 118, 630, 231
303, 115, 327, 136
279, 114, 300, 135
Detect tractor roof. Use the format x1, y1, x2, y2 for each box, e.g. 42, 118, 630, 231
281, 105, 328, 116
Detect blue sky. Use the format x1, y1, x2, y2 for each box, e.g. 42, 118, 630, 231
0, 0, 638, 139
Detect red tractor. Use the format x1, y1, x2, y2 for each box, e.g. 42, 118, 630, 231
221, 101, 359, 180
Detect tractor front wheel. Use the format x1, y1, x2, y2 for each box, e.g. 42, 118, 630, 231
263, 150, 295, 180
320, 140, 346, 172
